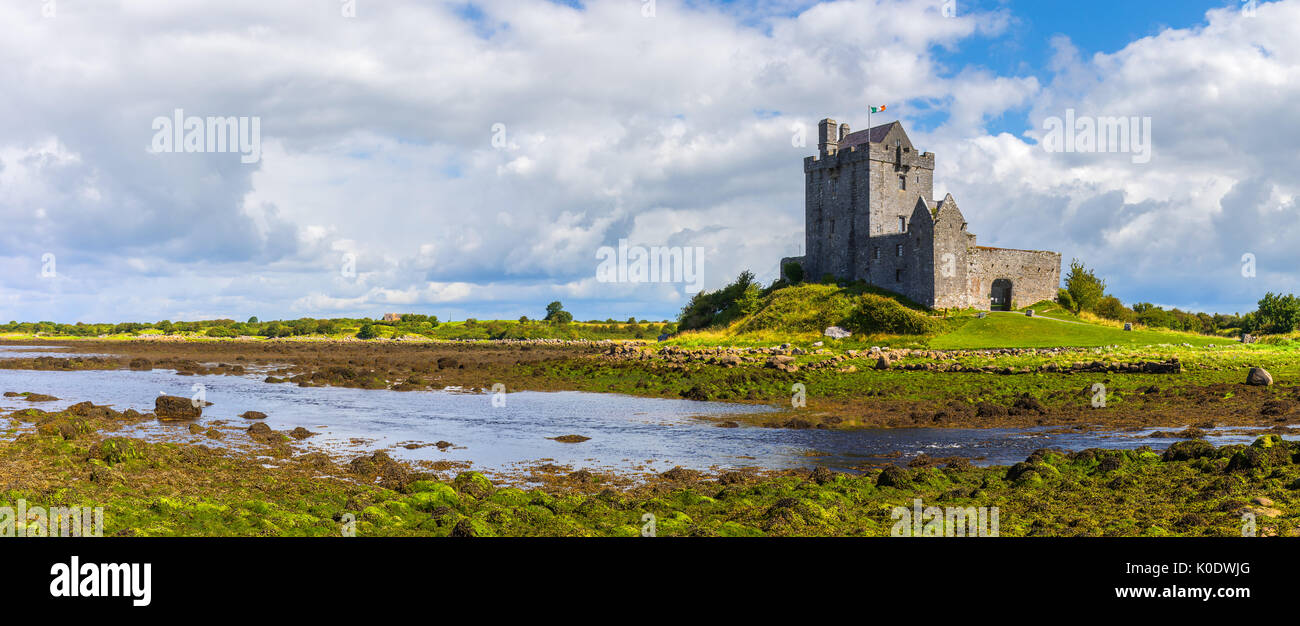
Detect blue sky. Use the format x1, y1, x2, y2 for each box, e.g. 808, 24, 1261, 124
1, 0, 1297, 323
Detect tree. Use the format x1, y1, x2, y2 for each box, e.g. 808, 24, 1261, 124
247, 316, 259, 324
356, 324, 378, 340
1256, 292, 1300, 333
1064, 259, 1106, 313
678, 270, 759, 331
544, 301, 571, 323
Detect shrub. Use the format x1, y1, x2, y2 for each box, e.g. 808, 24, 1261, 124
1056, 288, 1075, 312
356, 324, 378, 340
782, 262, 804, 284
1093, 295, 1133, 321
845, 294, 936, 335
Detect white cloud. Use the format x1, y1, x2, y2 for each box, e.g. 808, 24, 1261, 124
1, 0, 1294, 322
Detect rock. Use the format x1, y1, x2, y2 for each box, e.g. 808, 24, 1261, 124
348, 451, 412, 490
247, 422, 274, 437
766, 356, 798, 373
1162, 440, 1215, 462
659, 466, 699, 481
809, 466, 836, 485
874, 356, 890, 370
452, 471, 495, 499
1252, 496, 1275, 507
155, 395, 201, 421
187, 424, 203, 435
128, 358, 152, 370
549, 434, 590, 443
1247, 367, 1274, 386
823, 326, 851, 339
23, 393, 58, 402
876, 465, 908, 487
449, 518, 478, 537
289, 427, 316, 439
239, 411, 267, 420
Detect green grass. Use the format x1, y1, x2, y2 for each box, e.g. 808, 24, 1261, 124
929, 311, 1223, 349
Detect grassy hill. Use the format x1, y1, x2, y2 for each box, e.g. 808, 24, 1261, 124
673, 283, 1226, 350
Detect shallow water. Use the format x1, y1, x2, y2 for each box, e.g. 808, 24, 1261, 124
0, 364, 1292, 475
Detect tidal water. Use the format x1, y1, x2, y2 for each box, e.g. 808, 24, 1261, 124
0, 346, 1290, 475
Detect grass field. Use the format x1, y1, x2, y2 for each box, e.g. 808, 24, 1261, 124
928, 311, 1224, 349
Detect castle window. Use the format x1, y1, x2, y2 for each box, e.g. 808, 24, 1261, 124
896, 244, 904, 257
895, 269, 903, 282
898, 175, 906, 191
898, 216, 906, 232
873, 247, 880, 260
830, 219, 835, 235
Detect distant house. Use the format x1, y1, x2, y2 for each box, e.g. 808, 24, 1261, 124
381, 313, 403, 322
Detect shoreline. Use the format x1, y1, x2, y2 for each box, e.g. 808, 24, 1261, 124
2, 337, 1297, 433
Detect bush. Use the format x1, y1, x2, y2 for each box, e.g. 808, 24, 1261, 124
1093, 295, 1133, 322
782, 262, 804, 284
1056, 288, 1075, 312
356, 324, 378, 340
845, 294, 936, 335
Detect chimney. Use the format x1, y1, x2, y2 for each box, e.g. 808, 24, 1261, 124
818, 118, 838, 157
839, 123, 850, 142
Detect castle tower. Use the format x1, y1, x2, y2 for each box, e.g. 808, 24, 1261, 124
800, 119, 935, 285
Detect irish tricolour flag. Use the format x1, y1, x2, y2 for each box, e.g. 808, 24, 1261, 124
870, 105, 887, 113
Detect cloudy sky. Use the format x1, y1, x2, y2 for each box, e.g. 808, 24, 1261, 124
1, 0, 1296, 323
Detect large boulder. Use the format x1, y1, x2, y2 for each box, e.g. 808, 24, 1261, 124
154, 395, 201, 420
823, 326, 852, 340
1247, 367, 1274, 386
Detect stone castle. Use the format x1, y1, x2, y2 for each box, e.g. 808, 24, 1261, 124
780, 119, 1060, 311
